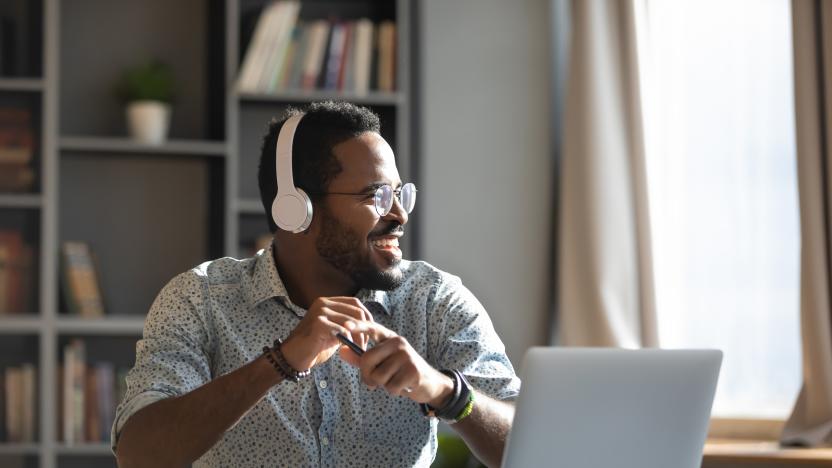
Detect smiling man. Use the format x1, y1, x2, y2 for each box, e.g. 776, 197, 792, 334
112, 102, 519, 467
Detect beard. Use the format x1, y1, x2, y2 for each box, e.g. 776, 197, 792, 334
315, 206, 404, 291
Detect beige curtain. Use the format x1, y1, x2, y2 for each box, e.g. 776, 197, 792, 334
782, 0, 832, 447
555, 0, 657, 347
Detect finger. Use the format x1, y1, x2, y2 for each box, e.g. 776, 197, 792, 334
322, 297, 375, 323
359, 336, 407, 385
367, 351, 409, 388
319, 309, 373, 336
362, 321, 397, 343
316, 298, 376, 348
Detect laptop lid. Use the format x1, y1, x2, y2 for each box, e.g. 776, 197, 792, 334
501, 348, 722, 468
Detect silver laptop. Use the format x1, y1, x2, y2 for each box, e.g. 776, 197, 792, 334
501, 348, 722, 468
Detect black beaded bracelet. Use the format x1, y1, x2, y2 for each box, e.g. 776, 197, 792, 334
263, 338, 311, 383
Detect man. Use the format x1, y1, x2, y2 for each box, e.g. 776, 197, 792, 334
113, 101, 519, 467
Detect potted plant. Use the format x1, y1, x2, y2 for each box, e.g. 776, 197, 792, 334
117, 60, 175, 145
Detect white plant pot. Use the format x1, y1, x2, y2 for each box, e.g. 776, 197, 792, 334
126, 100, 171, 145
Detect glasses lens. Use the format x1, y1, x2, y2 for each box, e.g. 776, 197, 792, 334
375, 185, 393, 216
401, 183, 416, 213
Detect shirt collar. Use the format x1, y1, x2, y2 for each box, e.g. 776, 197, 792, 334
245, 242, 392, 316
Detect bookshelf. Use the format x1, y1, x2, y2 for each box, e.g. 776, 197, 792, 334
0, 0, 416, 467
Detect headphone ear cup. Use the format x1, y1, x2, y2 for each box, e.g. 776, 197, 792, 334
295, 188, 313, 231
272, 188, 313, 233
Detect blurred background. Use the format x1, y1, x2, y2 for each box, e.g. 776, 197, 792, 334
0, 0, 825, 467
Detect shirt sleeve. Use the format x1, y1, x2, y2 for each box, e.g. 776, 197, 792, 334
110, 270, 215, 454
427, 274, 521, 401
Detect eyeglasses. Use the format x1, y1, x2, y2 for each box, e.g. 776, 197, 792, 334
312, 182, 417, 217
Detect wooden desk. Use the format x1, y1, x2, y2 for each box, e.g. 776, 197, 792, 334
703, 439, 832, 467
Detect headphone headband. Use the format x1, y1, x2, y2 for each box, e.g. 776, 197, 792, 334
275, 113, 303, 192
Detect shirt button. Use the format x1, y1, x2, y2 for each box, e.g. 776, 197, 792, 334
319, 380, 328, 389
321, 436, 329, 446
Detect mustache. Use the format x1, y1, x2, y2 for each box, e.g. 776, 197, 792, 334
370, 223, 404, 238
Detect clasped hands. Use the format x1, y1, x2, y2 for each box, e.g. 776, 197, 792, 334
279, 297, 453, 408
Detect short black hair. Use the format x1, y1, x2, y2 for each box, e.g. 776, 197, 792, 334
258, 101, 381, 233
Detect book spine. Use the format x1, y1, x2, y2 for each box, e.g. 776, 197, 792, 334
323, 23, 346, 90
96, 363, 115, 442
337, 22, 355, 92
302, 21, 330, 90
5, 367, 21, 442
378, 21, 397, 92
287, 24, 310, 90
72, 341, 86, 444
62, 344, 74, 444
263, 2, 301, 93
353, 20, 374, 95
20, 363, 35, 442
62, 241, 105, 317
237, 2, 280, 92
85, 366, 99, 442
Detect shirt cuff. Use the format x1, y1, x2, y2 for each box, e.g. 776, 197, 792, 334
110, 390, 174, 455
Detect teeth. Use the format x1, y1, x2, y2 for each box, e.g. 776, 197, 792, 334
371, 238, 399, 248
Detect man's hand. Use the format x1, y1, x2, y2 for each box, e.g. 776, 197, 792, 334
280, 297, 375, 371
340, 323, 454, 408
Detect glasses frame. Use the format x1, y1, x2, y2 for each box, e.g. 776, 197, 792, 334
309, 182, 417, 217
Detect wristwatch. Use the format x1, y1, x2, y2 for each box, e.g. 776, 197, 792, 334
420, 369, 475, 424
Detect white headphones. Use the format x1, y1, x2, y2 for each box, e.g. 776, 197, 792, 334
271, 113, 314, 233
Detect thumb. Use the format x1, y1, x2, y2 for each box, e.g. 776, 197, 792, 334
365, 322, 397, 343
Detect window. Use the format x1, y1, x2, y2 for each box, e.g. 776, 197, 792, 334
636, 0, 801, 419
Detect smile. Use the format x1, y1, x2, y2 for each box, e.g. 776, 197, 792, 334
371, 238, 399, 248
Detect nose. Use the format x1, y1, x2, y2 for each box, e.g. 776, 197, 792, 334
383, 194, 409, 225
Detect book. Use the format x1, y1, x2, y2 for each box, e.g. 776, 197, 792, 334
323, 22, 347, 90
237, 2, 284, 92
259, 1, 300, 93
301, 20, 331, 90
61, 241, 105, 317
0, 107, 34, 166
5, 366, 21, 442
274, 24, 302, 92
20, 363, 35, 442
286, 23, 311, 90
377, 21, 397, 92
84, 366, 99, 442
95, 362, 115, 442
0, 164, 35, 192
352, 19, 374, 95
0, 230, 25, 314
63, 339, 86, 444
336, 22, 354, 91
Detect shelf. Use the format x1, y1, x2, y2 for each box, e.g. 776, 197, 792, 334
0, 194, 42, 209
60, 137, 228, 157
0, 316, 43, 333
0, 442, 40, 455
54, 443, 112, 456
0, 78, 44, 92
238, 90, 404, 106
56, 316, 145, 335
237, 198, 265, 215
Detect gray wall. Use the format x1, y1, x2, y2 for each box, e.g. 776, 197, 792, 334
419, 0, 554, 365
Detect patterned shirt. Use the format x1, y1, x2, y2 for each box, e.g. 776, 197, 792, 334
111, 243, 520, 467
